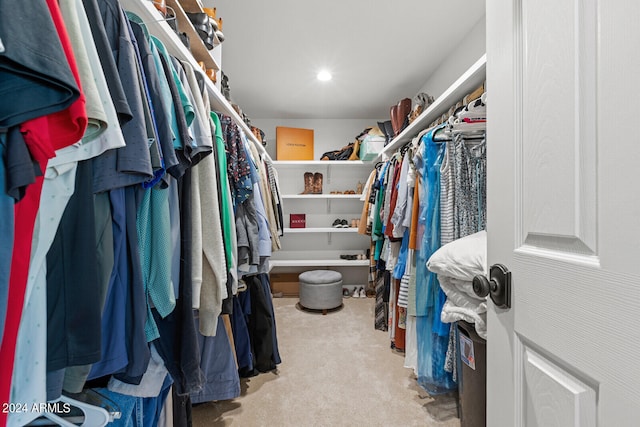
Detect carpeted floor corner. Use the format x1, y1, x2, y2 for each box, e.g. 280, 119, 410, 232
192, 297, 461, 427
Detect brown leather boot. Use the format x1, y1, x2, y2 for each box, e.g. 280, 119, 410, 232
313, 172, 323, 194
300, 172, 314, 194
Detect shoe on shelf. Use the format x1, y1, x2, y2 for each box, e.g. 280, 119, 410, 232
350, 218, 358, 228
301, 172, 314, 194
215, 17, 225, 42
342, 287, 351, 298
332, 218, 343, 228
340, 219, 348, 228
357, 287, 366, 298
313, 172, 323, 194
352, 287, 359, 298
185, 12, 215, 49
202, 8, 219, 30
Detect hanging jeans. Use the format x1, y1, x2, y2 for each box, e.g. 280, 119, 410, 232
95, 374, 172, 427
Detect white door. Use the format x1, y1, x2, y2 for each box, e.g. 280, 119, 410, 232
486, 0, 640, 426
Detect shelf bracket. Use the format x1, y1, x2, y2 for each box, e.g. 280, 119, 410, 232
328, 233, 332, 245
326, 166, 331, 185
327, 198, 331, 214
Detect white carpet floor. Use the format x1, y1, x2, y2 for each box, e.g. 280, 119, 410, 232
192, 297, 461, 427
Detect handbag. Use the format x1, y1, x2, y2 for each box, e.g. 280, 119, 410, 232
320, 142, 355, 161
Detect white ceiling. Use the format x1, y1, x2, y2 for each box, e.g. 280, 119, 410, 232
206, 0, 485, 120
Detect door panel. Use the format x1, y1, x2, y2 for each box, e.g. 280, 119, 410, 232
487, 0, 640, 425
520, 0, 597, 256
520, 344, 596, 427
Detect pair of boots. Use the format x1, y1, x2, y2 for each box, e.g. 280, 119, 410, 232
377, 120, 395, 145
302, 172, 323, 194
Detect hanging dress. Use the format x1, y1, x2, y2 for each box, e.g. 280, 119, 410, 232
415, 125, 456, 394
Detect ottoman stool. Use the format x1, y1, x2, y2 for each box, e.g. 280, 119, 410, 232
298, 270, 343, 315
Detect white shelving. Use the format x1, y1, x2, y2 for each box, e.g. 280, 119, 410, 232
283, 227, 360, 233
275, 160, 371, 195
281, 194, 362, 200
269, 260, 369, 268
376, 54, 487, 161
271, 161, 372, 287
272, 160, 367, 166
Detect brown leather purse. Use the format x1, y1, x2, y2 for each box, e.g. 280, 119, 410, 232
390, 98, 412, 137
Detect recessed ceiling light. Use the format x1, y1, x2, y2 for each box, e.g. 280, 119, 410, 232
317, 70, 332, 81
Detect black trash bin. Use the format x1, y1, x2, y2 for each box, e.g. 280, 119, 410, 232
457, 320, 486, 427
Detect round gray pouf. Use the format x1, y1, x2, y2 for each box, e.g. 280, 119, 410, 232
298, 270, 343, 315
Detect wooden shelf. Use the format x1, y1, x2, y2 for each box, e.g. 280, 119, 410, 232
176, 0, 204, 12
281, 194, 363, 199
376, 54, 487, 161
173, 0, 221, 47
283, 227, 363, 233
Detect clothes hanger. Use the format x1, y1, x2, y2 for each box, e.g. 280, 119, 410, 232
38, 395, 110, 427
432, 124, 451, 142
450, 121, 486, 135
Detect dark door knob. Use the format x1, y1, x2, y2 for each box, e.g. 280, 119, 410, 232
473, 263, 512, 309
472, 275, 492, 298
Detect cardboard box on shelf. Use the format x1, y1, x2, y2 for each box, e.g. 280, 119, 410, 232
269, 272, 300, 296
276, 126, 314, 160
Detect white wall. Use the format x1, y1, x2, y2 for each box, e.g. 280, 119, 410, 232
417, 17, 486, 99
251, 118, 383, 160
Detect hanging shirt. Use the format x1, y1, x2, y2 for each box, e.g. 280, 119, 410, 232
212, 112, 238, 280
0, 136, 13, 348
391, 150, 412, 237
137, 185, 176, 342
440, 140, 455, 246
453, 134, 486, 238
190, 138, 226, 336
180, 60, 213, 162
0, 0, 80, 128
152, 37, 194, 150
0, 1, 87, 424
59, 0, 108, 141
91, 0, 153, 192
221, 115, 252, 206
81, 0, 132, 124
11, 0, 126, 420
128, 16, 178, 183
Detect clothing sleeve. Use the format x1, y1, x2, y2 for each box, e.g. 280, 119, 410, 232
198, 154, 227, 336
